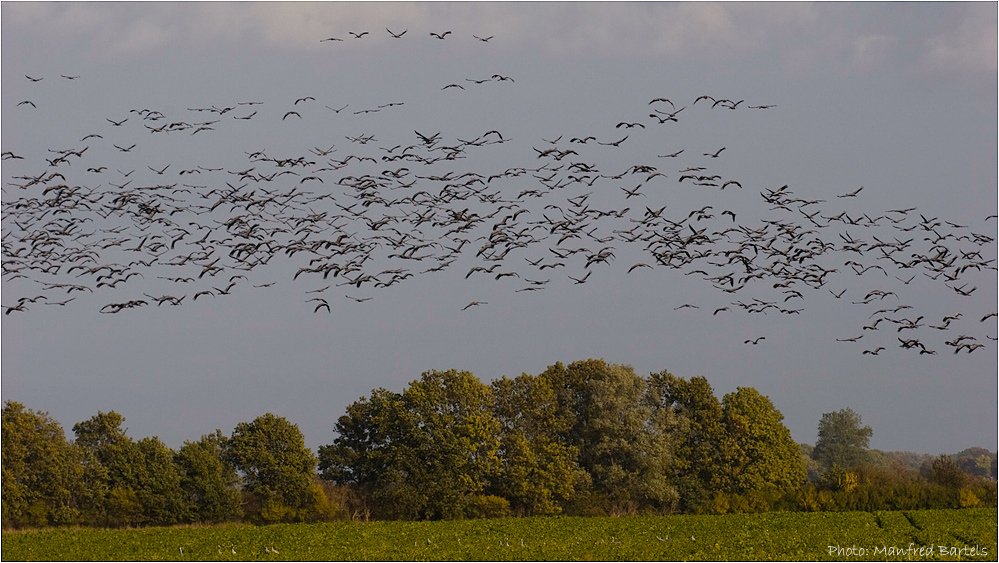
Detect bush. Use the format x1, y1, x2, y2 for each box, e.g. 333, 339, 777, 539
466, 495, 511, 519
958, 488, 980, 508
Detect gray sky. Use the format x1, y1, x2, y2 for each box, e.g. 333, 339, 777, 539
2, 2, 996, 456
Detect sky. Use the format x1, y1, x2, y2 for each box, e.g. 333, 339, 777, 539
2, 2, 997, 456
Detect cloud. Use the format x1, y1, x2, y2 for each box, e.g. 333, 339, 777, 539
919, 9, 998, 74
3, 1, 995, 81
851, 34, 898, 71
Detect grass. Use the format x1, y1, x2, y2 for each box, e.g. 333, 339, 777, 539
2, 508, 995, 561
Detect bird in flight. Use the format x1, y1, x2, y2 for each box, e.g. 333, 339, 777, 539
473, 35, 494, 42
349, 31, 369, 38
836, 335, 863, 342
386, 28, 407, 38
320, 37, 343, 42
462, 301, 487, 310
310, 298, 331, 313
744, 337, 766, 345
25, 75, 43, 82
598, 136, 628, 147
430, 31, 452, 40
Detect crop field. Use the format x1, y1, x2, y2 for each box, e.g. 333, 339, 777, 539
2, 509, 995, 561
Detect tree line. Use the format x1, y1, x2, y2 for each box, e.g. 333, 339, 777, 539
3, 359, 996, 528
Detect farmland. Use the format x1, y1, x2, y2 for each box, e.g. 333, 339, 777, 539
3, 508, 995, 561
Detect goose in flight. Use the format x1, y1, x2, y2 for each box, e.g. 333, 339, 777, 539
473, 35, 494, 42
386, 28, 407, 38
348, 31, 369, 38
430, 31, 452, 40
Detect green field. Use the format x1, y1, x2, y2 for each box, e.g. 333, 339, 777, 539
2, 509, 995, 561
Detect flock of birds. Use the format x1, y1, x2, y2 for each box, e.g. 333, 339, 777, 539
3, 27, 996, 357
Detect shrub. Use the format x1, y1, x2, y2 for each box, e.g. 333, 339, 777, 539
958, 488, 980, 508
466, 495, 511, 519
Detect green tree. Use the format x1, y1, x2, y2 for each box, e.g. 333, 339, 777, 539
799, 444, 824, 482
489, 372, 581, 515
174, 430, 242, 522
133, 436, 191, 525
320, 370, 500, 520
224, 413, 322, 521
952, 447, 996, 478
2, 401, 87, 527
924, 454, 967, 488
401, 369, 500, 519
72, 411, 190, 526
565, 360, 674, 512
721, 387, 805, 495
812, 408, 873, 469
645, 371, 729, 512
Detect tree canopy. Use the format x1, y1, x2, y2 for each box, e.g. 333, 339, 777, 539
3, 362, 994, 528
813, 408, 873, 469
224, 413, 321, 520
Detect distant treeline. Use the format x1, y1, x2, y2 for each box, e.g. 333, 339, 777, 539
3, 359, 996, 528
